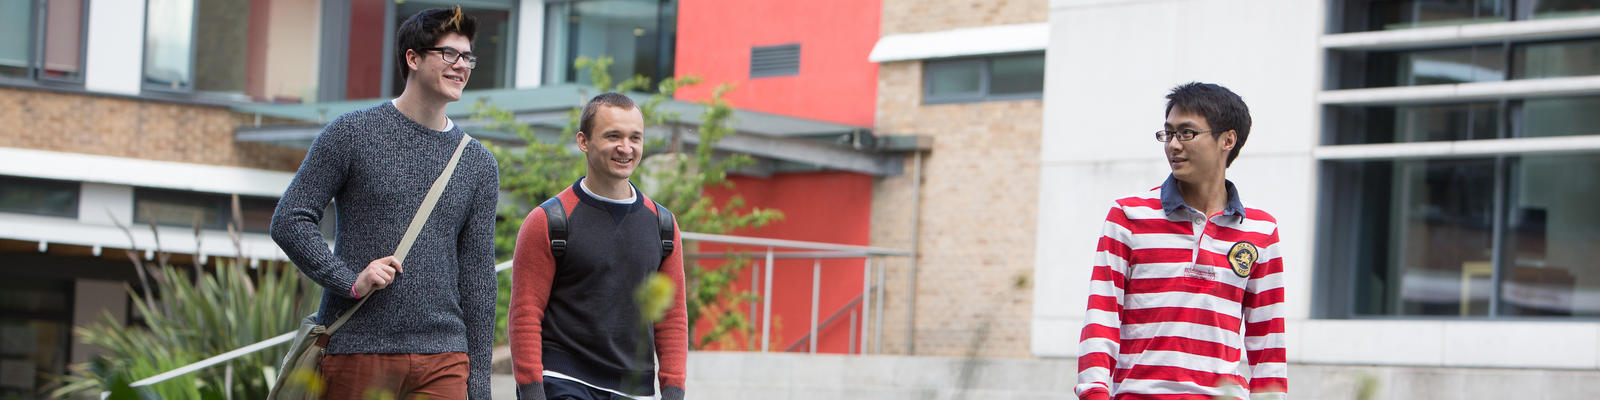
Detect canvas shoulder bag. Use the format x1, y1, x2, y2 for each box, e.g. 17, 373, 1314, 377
268, 134, 474, 399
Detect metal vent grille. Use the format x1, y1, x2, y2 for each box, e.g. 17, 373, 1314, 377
750, 44, 801, 78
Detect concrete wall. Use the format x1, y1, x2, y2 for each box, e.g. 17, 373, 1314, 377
1033, 0, 1322, 357
1032, 0, 1600, 372
678, 352, 1600, 400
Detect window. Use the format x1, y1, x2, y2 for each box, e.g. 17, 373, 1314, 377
922, 53, 1044, 104
0, 0, 87, 82
0, 280, 72, 398
1337, 0, 1600, 33
143, 0, 323, 102
1324, 153, 1600, 317
750, 44, 800, 78
1321, 94, 1600, 318
386, 1, 514, 97
132, 188, 279, 233
543, 0, 677, 89
0, 176, 78, 218
1331, 38, 1600, 90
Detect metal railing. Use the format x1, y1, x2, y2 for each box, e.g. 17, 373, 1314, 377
117, 232, 910, 392
681, 232, 911, 355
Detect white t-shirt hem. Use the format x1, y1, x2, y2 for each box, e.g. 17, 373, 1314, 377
543, 371, 658, 400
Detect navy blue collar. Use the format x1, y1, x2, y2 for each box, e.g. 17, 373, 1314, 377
1160, 174, 1246, 218
572, 177, 644, 222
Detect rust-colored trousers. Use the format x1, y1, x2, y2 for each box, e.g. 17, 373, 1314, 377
318, 352, 470, 400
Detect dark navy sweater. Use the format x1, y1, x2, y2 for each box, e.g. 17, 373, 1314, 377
508, 179, 688, 400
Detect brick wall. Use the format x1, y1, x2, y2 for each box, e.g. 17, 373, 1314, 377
881, 0, 1048, 35
870, 59, 1043, 358
2, 86, 306, 172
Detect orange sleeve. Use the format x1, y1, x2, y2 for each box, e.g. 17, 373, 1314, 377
653, 218, 689, 393
509, 206, 556, 390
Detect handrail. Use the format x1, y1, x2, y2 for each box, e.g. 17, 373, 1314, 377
123, 259, 516, 390
118, 231, 910, 391
783, 294, 864, 352
129, 332, 296, 388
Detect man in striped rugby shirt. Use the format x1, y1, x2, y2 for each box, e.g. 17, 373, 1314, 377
1076, 82, 1287, 400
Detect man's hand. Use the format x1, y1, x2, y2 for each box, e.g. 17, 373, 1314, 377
353, 256, 403, 298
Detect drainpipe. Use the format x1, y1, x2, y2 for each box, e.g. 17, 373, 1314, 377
906, 150, 923, 355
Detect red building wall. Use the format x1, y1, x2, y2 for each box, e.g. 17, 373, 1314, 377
697, 172, 874, 353
673, 0, 880, 126
675, 0, 883, 353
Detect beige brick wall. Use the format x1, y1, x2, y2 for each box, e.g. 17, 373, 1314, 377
881, 0, 1049, 35
870, 59, 1042, 358
2, 86, 306, 172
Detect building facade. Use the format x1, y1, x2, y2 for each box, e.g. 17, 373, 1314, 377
1035, 0, 1600, 390
1, 0, 921, 396
868, 0, 1050, 357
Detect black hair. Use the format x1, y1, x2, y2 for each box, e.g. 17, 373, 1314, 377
579, 93, 639, 136
396, 7, 477, 81
1165, 82, 1252, 167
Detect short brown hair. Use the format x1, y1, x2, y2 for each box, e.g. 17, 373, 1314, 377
579, 93, 639, 135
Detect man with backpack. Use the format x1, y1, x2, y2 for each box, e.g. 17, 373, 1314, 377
508, 93, 689, 400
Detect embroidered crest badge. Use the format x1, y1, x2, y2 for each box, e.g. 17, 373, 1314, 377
1228, 241, 1259, 278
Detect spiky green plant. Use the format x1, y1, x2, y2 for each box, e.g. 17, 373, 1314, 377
51, 198, 319, 400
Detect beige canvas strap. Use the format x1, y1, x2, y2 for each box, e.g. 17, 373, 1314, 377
328, 134, 474, 333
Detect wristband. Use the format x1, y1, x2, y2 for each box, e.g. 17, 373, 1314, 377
351, 283, 362, 299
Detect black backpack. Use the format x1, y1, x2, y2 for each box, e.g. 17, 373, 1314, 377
539, 197, 675, 264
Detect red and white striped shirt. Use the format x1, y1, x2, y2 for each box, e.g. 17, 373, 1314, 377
1076, 176, 1287, 400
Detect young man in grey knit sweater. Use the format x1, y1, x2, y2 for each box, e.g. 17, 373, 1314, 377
270, 7, 498, 400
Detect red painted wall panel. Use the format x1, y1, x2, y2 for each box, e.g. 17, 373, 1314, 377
346, 0, 386, 99
695, 172, 873, 353
673, 0, 880, 126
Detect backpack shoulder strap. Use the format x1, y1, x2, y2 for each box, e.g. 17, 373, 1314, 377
655, 201, 675, 264
541, 197, 568, 261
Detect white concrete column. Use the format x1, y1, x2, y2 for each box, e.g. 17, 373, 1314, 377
84, 0, 146, 95
515, 0, 544, 88
78, 182, 133, 227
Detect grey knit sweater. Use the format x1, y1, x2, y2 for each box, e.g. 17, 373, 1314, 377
270, 101, 499, 399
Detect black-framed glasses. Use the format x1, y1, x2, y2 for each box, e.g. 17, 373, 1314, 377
1155, 128, 1222, 142
418, 47, 478, 70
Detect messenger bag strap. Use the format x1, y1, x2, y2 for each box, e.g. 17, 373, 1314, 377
327, 134, 474, 334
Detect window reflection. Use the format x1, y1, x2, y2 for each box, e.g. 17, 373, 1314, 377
1504, 154, 1600, 317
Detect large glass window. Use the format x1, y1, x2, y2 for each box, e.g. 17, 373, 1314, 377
1332, 44, 1506, 89
1521, 0, 1600, 19
1329, 95, 1600, 144
1329, 101, 1500, 144
1, 0, 87, 82
922, 53, 1045, 104
143, 0, 323, 102
1339, 0, 1508, 33
543, 0, 676, 88
1338, 0, 1600, 33
0, 279, 72, 399
1503, 153, 1600, 316
1326, 154, 1600, 318
0, 176, 78, 218
132, 188, 278, 233
1511, 38, 1600, 80
0, 0, 31, 79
